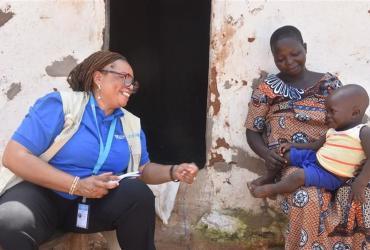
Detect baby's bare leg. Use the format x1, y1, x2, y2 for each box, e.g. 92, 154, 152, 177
248, 168, 280, 191
251, 168, 305, 198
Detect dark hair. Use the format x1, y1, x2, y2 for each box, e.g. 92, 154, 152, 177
67, 51, 128, 92
270, 25, 304, 50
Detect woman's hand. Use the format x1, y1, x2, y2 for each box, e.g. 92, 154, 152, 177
351, 178, 367, 203
75, 172, 119, 198
173, 163, 199, 184
264, 148, 286, 171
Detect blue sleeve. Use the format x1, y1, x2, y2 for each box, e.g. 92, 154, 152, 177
139, 129, 150, 166
11, 92, 64, 156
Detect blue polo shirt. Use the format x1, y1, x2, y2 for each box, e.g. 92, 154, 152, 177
12, 91, 150, 199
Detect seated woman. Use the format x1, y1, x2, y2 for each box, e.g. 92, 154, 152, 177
0, 51, 198, 250
246, 26, 368, 249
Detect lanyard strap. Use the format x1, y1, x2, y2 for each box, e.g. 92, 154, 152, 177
90, 97, 117, 175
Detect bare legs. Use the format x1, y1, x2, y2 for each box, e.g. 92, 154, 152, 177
248, 151, 305, 198
250, 168, 305, 198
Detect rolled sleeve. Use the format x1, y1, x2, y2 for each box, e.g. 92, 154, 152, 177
139, 129, 150, 166
11, 92, 64, 156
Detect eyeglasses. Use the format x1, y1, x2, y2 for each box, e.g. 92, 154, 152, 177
100, 69, 137, 87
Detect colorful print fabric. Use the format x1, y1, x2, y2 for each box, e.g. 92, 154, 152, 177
246, 73, 370, 249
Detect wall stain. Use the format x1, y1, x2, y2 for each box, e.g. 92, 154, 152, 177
0, 8, 14, 27
224, 80, 232, 89
6, 82, 21, 100
249, 6, 264, 15
45, 55, 78, 77
205, 117, 214, 163
209, 66, 221, 115
242, 80, 248, 86
210, 16, 238, 69
231, 147, 265, 176
209, 152, 225, 166
248, 37, 255, 43
215, 137, 230, 149
226, 14, 244, 26
208, 15, 242, 117
251, 70, 268, 90
213, 162, 232, 172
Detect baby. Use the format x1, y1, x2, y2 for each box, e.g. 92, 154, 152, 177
249, 84, 370, 203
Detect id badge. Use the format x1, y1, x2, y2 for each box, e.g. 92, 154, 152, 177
76, 202, 90, 229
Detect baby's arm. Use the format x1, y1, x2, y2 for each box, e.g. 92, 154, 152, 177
352, 126, 370, 203
280, 136, 326, 154
293, 136, 326, 151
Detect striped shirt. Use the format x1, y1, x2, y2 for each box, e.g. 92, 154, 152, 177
316, 124, 367, 177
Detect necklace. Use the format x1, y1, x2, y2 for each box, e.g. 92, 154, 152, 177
265, 74, 305, 100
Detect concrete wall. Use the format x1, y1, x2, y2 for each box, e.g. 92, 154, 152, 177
0, 0, 106, 154
204, 0, 370, 212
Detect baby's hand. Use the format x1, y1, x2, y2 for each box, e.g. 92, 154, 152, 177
279, 143, 292, 155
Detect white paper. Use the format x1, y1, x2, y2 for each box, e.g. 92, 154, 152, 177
117, 171, 140, 181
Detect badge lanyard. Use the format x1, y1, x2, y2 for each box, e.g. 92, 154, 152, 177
76, 96, 117, 229
89, 97, 117, 175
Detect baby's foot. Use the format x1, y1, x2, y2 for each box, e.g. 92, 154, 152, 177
249, 175, 274, 187
251, 184, 275, 198
247, 181, 256, 192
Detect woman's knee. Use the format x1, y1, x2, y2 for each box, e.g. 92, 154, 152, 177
0, 200, 40, 249
0, 200, 36, 233
118, 179, 155, 206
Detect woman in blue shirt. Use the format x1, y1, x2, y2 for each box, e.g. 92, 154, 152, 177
0, 51, 199, 250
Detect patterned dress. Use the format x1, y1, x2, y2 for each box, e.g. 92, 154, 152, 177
246, 73, 369, 249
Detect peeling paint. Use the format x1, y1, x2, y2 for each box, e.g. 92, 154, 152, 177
209, 66, 221, 115
209, 152, 225, 166
215, 137, 230, 149
248, 37, 255, 43
6, 82, 21, 100
45, 55, 78, 77
231, 147, 265, 176
210, 16, 238, 69
0, 8, 14, 27
225, 14, 244, 27
251, 70, 268, 90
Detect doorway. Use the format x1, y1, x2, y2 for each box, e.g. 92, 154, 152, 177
109, 0, 210, 168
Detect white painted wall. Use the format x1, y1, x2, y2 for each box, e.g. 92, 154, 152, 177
206, 0, 370, 211
0, 0, 105, 153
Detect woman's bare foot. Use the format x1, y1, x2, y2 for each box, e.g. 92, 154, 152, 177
250, 184, 276, 198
